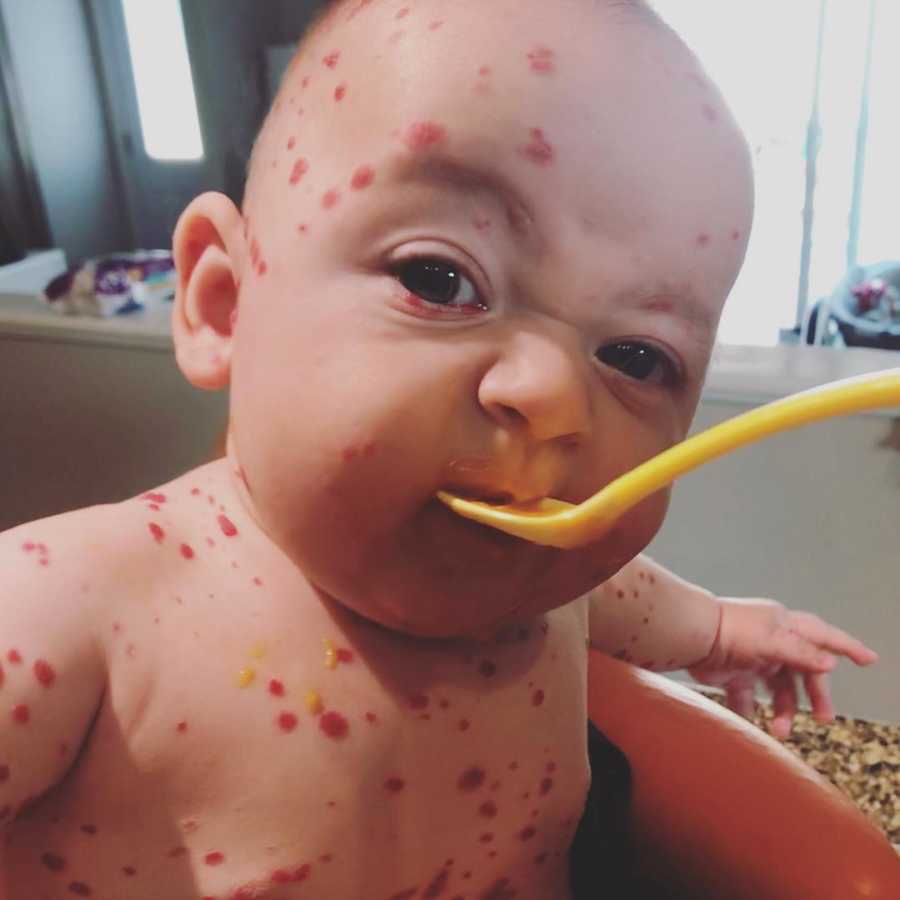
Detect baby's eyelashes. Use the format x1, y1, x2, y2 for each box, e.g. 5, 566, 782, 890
595, 341, 681, 387
391, 257, 488, 316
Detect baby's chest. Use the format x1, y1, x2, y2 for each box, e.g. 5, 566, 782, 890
118, 609, 592, 894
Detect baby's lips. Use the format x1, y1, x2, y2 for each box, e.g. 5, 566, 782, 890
442, 458, 558, 506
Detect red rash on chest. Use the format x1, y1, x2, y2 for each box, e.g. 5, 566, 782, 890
458, 766, 486, 791
7, 650, 21, 664
384, 776, 405, 792
319, 710, 349, 738
287, 136, 296, 150
180, 544, 195, 560
527, 45, 556, 74
11, 705, 29, 724
277, 712, 298, 733
520, 128, 555, 166
532, 689, 545, 706
323, 51, 341, 68
217, 515, 238, 537
351, 165, 376, 190
268, 679, 285, 696
33, 659, 55, 687
334, 83, 347, 101
322, 189, 341, 209
405, 121, 448, 152
289, 158, 309, 185
148, 523, 165, 544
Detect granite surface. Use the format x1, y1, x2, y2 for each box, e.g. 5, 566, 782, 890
701, 690, 899, 850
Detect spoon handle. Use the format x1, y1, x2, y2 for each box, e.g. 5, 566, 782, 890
580, 368, 900, 527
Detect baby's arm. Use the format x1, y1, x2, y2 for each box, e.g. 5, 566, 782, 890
0, 515, 107, 837
589, 554, 878, 736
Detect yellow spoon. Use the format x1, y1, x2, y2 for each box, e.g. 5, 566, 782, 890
437, 368, 900, 549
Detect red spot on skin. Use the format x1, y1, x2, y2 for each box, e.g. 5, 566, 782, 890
287, 137, 296, 150
148, 523, 165, 543
277, 712, 298, 732
319, 710, 349, 739
479, 832, 494, 843
458, 719, 470, 731
298, 223, 309, 235
438, 698, 451, 709
395, 6, 410, 18
68, 882, 91, 895
168, 846, 188, 858
350, 165, 375, 190
474, 216, 492, 231
289, 158, 309, 185
34, 659, 55, 686
336, 648, 354, 663
478, 65, 492, 77
701, 103, 719, 123
269, 679, 285, 697
365, 711, 377, 723
546, 761, 556, 773
527, 45, 556, 74
80, 824, 97, 835
176, 721, 188, 733
534, 852, 548, 865
191, 487, 201, 496
429, 20, 444, 30
521, 128, 555, 166
323, 50, 340, 68
342, 446, 359, 462
384, 776, 405, 792
271, 863, 312, 883
5, 649, 18, 664
479, 800, 498, 818
180, 544, 195, 560
302, 76, 311, 89
532, 689, 545, 706
123, 866, 137, 876
481, 876, 516, 898
0, 805, 10, 822
253, 576, 264, 587
334, 83, 347, 101
12, 704, 29, 724
478, 659, 497, 678
422, 867, 450, 898
322, 189, 341, 209
518, 825, 536, 841
22, 541, 35, 553
0, 764, 8, 782
539, 777, 554, 795
258, 260, 268, 277
405, 121, 448, 152
41, 852, 67, 871
205, 851, 225, 865
458, 766, 486, 791
696, 233, 711, 248
143, 492, 166, 504
408, 693, 429, 710
731, 229, 742, 241
218, 515, 238, 537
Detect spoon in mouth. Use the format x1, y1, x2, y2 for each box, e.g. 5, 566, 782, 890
437, 368, 900, 550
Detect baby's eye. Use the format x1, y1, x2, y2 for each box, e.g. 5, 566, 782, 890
394, 258, 487, 312
596, 341, 678, 385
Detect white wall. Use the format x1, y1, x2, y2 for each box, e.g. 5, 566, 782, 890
649, 396, 900, 723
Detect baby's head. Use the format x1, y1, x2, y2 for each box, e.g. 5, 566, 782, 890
172, 0, 753, 637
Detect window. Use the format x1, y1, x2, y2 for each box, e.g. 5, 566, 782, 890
652, 0, 887, 347
120, 0, 204, 161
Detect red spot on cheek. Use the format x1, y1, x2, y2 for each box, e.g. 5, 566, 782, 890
457, 766, 486, 791
204, 851, 225, 866
408, 693, 430, 710
731, 229, 742, 241
319, 710, 349, 739
532, 689, 545, 706
217, 515, 238, 537
520, 128, 555, 166
539, 777, 554, 795
7, 650, 21, 664
277, 712, 299, 732
323, 50, 340, 68
405, 121, 447, 152
479, 800, 498, 817
384, 776, 405, 792
34, 660, 55, 687
350, 165, 376, 190
519, 825, 537, 841
289, 158, 309, 185
336, 648, 354, 663
12, 705, 29, 724
180, 544, 195, 560
176, 721, 188, 733
269, 679, 285, 696
322, 189, 341, 209
41, 851, 67, 871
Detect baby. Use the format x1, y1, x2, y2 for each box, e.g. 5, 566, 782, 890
0, 0, 880, 897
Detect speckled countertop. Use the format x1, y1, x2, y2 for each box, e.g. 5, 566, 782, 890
699, 691, 899, 850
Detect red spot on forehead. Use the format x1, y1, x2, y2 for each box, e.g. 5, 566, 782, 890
322, 189, 341, 209
323, 50, 340, 68
351, 165, 376, 190
405, 121, 448, 152
289, 157, 309, 185
528, 45, 556, 74
334, 83, 347, 101
521, 128, 555, 166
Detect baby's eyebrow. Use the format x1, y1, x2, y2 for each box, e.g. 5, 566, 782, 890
387, 151, 540, 244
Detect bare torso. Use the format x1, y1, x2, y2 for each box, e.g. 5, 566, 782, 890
3, 462, 591, 900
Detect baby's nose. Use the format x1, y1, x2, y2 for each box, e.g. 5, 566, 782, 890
477, 331, 592, 445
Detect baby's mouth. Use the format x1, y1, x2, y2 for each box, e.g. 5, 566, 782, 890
443, 456, 557, 507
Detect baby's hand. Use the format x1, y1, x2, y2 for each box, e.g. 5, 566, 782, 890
688, 597, 878, 740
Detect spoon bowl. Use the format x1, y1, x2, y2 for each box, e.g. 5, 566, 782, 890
437, 368, 900, 549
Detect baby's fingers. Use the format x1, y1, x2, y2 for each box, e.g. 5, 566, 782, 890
803, 671, 836, 726
767, 669, 798, 740
770, 627, 837, 673
789, 612, 879, 666
725, 680, 756, 721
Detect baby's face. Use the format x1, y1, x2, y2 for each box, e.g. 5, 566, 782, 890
229, 0, 753, 636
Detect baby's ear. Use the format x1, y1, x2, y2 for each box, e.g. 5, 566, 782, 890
172, 192, 244, 390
